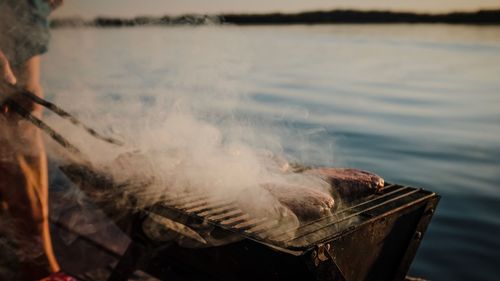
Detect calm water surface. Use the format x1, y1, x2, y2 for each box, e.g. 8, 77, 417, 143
42, 25, 500, 280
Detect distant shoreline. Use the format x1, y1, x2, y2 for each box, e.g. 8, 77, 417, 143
50, 9, 500, 28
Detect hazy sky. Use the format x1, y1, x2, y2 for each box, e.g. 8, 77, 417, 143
56, 0, 500, 18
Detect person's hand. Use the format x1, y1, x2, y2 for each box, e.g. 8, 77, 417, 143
0, 49, 16, 113
0, 49, 36, 115
46, 0, 64, 10
0, 49, 17, 85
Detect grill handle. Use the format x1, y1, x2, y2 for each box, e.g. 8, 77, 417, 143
313, 243, 348, 281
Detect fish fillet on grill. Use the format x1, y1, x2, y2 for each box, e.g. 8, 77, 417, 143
262, 184, 335, 222
305, 168, 384, 199
261, 167, 384, 222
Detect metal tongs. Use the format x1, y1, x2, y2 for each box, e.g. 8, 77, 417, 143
1, 84, 123, 160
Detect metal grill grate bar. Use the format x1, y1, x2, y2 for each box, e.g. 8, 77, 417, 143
175, 198, 212, 210
197, 204, 239, 217
164, 193, 210, 206
187, 201, 236, 214
333, 184, 403, 214
207, 209, 244, 221
303, 184, 406, 226
220, 214, 250, 226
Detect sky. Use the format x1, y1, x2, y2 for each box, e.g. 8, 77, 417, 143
56, 0, 500, 18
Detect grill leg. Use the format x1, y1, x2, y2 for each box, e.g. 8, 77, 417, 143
107, 242, 145, 281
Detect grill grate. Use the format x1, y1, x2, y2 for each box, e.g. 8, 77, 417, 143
148, 183, 436, 251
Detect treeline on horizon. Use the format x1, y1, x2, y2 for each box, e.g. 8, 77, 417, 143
50, 9, 500, 28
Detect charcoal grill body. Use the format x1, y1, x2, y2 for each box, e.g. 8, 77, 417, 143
107, 184, 439, 281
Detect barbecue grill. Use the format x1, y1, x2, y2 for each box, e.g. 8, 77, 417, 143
61, 164, 439, 281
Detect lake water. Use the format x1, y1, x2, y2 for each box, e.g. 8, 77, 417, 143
42, 25, 500, 280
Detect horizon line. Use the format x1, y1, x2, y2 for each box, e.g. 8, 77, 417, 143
50, 8, 500, 27
53, 7, 500, 20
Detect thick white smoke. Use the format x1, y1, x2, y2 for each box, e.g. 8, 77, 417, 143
40, 26, 336, 243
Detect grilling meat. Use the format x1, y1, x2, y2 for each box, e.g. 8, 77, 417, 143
262, 184, 335, 222
261, 168, 383, 221
305, 168, 384, 199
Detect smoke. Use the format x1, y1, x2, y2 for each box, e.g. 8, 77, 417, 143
40, 25, 336, 246
47, 101, 332, 229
